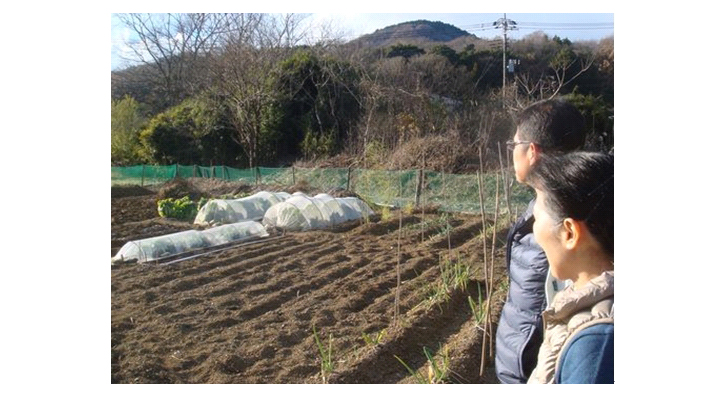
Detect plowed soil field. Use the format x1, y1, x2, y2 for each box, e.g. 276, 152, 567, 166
111, 180, 510, 384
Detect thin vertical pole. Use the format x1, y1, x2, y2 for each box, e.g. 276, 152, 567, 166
414, 169, 423, 208
421, 153, 426, 243
497, 142, 512, 215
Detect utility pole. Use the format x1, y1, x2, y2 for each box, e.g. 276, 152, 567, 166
493, 13, 517, 98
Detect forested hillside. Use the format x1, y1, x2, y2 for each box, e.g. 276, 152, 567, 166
111, 14, 614, 172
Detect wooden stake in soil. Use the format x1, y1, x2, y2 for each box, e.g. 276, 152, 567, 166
421, 152, 426, 243
394, 171, 402, 326
347, 167, 352, 191
477, 142, 488, 282
480, 170, 502, 376
486, 172, 501, 360
395, 206, 402, 326
442, 169, 453, 263
476, 127, 490, 378
414, 168, 423, 209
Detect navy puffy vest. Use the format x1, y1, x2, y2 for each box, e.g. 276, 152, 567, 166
494, 199, 548, 384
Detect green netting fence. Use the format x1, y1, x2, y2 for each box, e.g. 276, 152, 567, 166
111, 164, 534, 215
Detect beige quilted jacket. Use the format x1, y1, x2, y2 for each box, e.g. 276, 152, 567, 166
527, 270, 614, 384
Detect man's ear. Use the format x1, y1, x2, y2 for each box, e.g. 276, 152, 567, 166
561, 218, 582, 250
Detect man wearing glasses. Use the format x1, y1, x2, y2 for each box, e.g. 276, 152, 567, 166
495, 98, 586, 384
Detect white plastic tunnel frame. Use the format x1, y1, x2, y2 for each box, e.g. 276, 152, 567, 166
194, 191, 291, 226
111, 220, 269, 264
262, 192, 374, 231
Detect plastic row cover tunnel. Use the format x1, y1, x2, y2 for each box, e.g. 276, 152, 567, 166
262, 193, 374, 231
194, 191, 290, 226
111, 221, 269, 264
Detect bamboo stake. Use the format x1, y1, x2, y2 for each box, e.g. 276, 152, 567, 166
395, 171, 402, 326
477, 127, 490, 379
395, 208, 402, 326
421, 152, 426, 243
486, 172, 501, 359
478, 140, 488, 289
414, 169, 423, 208
347, 167, 352, 191
480, 170, 501, 376
443, 169, 452, 263
497, 142, 512, 216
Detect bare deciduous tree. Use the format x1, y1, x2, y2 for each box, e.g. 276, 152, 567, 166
512, 48, 595, 105
211, 13, 308, 168
117, 13, 235, 107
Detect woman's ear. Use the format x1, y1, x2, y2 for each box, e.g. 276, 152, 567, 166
561, 218, 582, 250
527, 142, 541, 165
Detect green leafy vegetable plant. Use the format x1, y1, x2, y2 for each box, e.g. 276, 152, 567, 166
157, 196, 201, 221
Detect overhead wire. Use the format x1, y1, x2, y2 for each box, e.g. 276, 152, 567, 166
333, 20, 613, 42
115, 19, 613, 53
514, 21, 614, 26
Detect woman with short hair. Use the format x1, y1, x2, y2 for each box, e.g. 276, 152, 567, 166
524, 151, 614, 384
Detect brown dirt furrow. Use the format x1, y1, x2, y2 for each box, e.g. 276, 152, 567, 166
423, 218, 481, 250
328, 288, 474, 383
233, 261, 360, 322
111, 189, 509, 384
111, 194, 158, 224
187, 251, 446, 382
351, 215, 421, 236
118, 241, 353, 326
442, 319, 499, 384
394, 280, 501, 384
113, 237, 311, 295
402, 218, 455, 244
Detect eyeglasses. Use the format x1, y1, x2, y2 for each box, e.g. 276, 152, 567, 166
506, 140, 532, 151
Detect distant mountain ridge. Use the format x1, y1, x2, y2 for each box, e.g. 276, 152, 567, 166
349, 20, 477, 48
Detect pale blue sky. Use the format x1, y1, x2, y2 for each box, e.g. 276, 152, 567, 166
111, 12, 613, 71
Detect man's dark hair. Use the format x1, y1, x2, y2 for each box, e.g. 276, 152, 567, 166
516, 98, 586, 153
526, 152, 613, 258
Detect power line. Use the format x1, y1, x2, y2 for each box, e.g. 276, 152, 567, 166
516, 26, 614, 31
463, 25, 614, 33
515, 21, 614, 27
113, 20, 613, 54
323, 18, 613, 43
